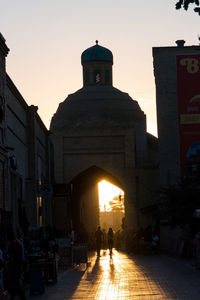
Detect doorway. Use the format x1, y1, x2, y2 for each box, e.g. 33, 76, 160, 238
98, 179, 125, 232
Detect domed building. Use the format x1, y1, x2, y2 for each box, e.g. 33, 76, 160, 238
51, 42, 158, 238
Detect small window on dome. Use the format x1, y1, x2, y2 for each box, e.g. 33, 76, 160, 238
94, 70, 101, 84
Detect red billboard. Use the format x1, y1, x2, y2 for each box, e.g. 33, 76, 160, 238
177, 55, 200, 179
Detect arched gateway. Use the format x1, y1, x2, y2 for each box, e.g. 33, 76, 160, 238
50, 42, 158, 239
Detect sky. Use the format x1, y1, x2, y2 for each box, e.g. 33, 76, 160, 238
98, 180, 124, 212
1, 1, 200, 136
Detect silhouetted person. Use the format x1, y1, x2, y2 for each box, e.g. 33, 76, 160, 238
108, 228, 114, 255
7, 231, 26, 300
95, 226, 103, 256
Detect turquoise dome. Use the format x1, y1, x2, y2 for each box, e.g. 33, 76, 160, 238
81, 41, 113, 64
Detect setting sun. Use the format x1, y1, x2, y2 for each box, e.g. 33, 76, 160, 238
98, 180, 124, 212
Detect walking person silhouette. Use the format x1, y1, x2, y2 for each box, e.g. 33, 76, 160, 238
95, 226, 103, 257
108, 228, 114, 256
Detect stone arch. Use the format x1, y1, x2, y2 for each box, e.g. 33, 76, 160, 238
71, 165, 124, 189
69, 165, 125, 237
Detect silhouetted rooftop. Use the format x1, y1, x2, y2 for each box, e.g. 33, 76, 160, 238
81, 41, 113, 64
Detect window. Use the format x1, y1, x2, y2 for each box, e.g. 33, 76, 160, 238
94, 70, 101, 84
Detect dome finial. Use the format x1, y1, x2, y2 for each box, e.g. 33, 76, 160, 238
81, 42, 113, 64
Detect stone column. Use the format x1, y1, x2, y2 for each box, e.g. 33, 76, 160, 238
26, 105, 38, 225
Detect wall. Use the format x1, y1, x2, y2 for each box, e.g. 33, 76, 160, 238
0, 34, 10, 231
153, 42, 200, 253
153, 43, 200, 187
2, 73, 53, 232
52, 124, 150, 233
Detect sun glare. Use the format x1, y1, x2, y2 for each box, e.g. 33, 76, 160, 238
98, 180, 124, 212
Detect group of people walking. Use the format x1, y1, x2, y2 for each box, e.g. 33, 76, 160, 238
95, 226, 115, 256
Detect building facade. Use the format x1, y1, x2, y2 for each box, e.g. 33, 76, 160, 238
0, 33, 10, 233
153, 40, 200, 187
0, 34, 158, 243
153, 40, 200, 253
51, 42, 158, 237
0, 33, 53, 236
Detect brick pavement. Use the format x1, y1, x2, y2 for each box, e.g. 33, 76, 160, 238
27, 250, 200, 300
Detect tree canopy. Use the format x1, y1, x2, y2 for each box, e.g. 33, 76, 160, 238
176, 0, 200, 14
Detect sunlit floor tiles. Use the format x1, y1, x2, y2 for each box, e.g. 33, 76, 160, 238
28, 250, 200, 300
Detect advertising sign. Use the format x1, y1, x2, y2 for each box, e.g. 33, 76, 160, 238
177, 55, 200, 179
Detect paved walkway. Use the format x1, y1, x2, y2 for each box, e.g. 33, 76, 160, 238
27, 250, 200, 299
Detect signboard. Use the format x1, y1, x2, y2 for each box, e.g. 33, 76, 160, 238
177, 55, 200, 179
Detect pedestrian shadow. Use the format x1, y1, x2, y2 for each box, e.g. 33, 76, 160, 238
85, 251, 116, 284
85, 255, 102, 279
109, 257, 115, 282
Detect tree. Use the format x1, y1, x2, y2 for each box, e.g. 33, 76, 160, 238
109, 195, 125, 212
176, 0, 200, 15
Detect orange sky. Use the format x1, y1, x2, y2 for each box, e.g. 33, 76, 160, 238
1, 1, 200, 136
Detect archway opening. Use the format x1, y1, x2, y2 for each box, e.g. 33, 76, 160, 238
98, 180, 125, 232
69, 166, 125, 243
